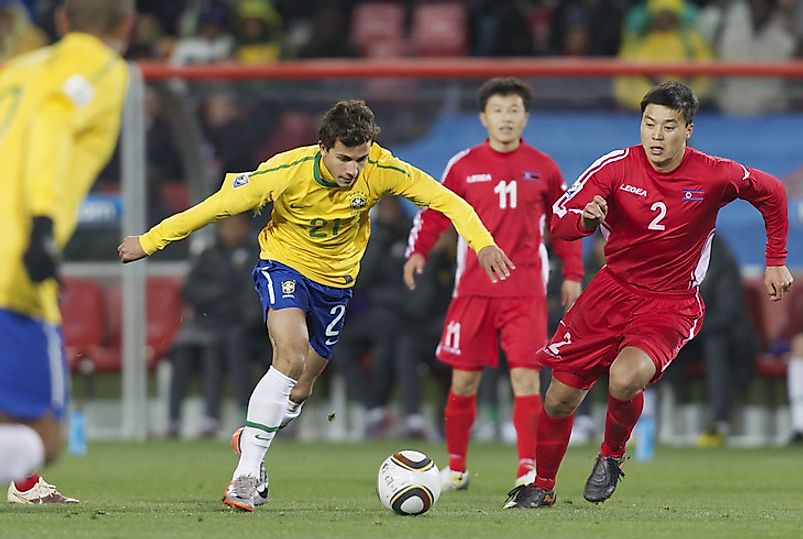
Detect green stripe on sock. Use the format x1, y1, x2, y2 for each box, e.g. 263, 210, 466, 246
245, 421, 280, 433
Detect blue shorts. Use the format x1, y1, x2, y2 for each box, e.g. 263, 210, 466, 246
0, 308, 68, 420
253, 260, 353, 360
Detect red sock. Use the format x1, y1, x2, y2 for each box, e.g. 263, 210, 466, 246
534, 412, 573, 491
513, 394, 541, 478
444, 391, 476, 473
601, 391, 645, 458
14, 472, 39, 492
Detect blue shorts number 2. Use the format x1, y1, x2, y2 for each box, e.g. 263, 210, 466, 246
253, 260, 353, 360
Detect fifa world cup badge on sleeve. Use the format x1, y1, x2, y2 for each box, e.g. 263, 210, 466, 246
232, 173, 250, 188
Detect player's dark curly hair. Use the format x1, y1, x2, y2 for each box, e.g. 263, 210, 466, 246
477, 77, 532, 112
640, 81, 699, 125
318, 100, 381, 149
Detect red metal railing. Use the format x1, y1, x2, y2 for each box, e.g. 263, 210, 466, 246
139, 58, 803, 81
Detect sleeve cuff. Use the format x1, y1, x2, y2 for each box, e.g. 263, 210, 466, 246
574, 213, 595, 237
139, 233, 158, 256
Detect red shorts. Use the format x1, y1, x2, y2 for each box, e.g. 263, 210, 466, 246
436, 296, 547, 371
536, 267, 705, 390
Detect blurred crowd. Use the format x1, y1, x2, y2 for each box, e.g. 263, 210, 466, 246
2, 1, 801, 65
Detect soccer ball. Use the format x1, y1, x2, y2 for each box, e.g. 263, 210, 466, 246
376, 450, 441, 516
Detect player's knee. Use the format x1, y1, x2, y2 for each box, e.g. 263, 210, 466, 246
543, 394, 576, 418
273, 346, 307, 379
450, 371, 481, 396
290, 385, 312, 403
791, 334, 803, 356
607, 375, 644, 400
509, 368, 539, 394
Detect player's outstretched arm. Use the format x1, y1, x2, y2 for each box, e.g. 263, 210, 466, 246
765, 265, 794, 302
117, 236, 148, 263
477, 245, 515, 284
403, 253, 426, 291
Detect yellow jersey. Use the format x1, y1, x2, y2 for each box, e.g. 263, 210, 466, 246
141, 143, 495, 287
0, 33, 128, 324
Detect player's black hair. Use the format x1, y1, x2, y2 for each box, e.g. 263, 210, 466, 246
64, 0, 134, 34
640, 81, 699, 125
318, 100, 381, 149
477, 77, 532, 112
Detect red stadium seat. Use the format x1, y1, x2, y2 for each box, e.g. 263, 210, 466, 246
350, 2, 407, 57
101, 276, 185, 371
60, 278, 106, 371
258, 112, 318, 159
146, 276, 184, 368
742, 277, 771, 350
777, 284, 803, 341
159, 181, 191, 213
754, 354, 788, 379
410, 2, 468, 57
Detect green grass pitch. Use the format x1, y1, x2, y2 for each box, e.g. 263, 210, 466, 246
1, 440, 800, 539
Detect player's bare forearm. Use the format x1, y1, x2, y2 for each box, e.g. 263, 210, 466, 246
765, 265, 793, 302
117, 236, 148, 263
477, 245, 515, 284
580, 195, 608, 232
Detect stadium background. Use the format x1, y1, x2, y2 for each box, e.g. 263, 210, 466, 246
4, 0, 801, 444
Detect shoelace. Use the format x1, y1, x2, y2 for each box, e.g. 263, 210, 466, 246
232, 476, 257, 498
40, 480, 58, 494
603, 457, 625, 482
506, 484, 527, 499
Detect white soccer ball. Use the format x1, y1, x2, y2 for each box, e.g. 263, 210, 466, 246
376, 450, 441, 515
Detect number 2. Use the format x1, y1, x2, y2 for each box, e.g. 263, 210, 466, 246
648, 201, 666, 231
547, 331, 572, 357
324, 305, 347, 344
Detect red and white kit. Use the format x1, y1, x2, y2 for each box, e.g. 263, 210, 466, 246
539, 145, 788, 388
406, 140, 583, 370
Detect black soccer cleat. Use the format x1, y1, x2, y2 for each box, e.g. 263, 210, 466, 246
502, 484, 556, 509
583, 454, 625, 503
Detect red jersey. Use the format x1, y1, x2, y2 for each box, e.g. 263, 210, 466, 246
552, 145, 788, 293
406, 139, 583, 298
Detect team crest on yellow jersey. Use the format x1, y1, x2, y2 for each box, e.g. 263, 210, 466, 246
281, 280, 296, 296
350, 193, 367, 210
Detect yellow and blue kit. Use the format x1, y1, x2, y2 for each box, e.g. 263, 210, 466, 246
140, 143, 496, 288
0, 33, 128, 325
0, 33, 127, 420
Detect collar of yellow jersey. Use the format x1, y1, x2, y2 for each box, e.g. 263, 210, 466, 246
313, 151, 339, 188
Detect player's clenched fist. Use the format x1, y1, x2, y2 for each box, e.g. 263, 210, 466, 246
117, 236, 148, 263
477, 245, 515, 284
580, 195, 608, 232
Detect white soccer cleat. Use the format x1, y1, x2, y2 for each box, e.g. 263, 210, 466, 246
514, 468, 537, 487
223, 475, 257, 512
254, 462, 269, 506
7, 478, 79, 504
230, 427, 269, 506
439, 467, 469, 491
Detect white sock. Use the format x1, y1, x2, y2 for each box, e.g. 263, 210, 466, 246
232, 367, 296, 480
280, 399, 304, 428
788, 358, 803, 432
0, 425, 45, 482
